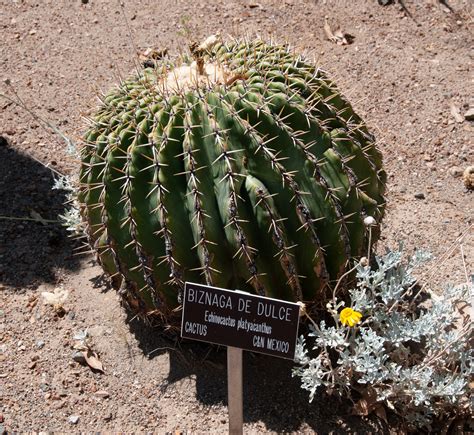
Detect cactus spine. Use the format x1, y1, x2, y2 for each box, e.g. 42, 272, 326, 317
79, 37, 386, 324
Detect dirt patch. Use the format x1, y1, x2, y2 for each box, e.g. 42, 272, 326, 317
0, 0, 472, 432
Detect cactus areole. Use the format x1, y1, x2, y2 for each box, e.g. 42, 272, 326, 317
79, 37, 386, 326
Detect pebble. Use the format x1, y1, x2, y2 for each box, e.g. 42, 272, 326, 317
95, 390, 110, 398
449, 166, 463, 177
29, 361, 37, 369
39, 383, 50, 392
72, 351, 86, 364
68, 415, 80, 425
414, 193, 425, 200
464, 108, 474, 121
36, 340, 45, 349
0, 310, 4, 319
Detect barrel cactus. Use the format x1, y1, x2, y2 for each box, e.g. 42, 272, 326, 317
79, 36, 386, 325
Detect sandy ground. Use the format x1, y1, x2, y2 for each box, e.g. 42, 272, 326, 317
0, 0, 473, 432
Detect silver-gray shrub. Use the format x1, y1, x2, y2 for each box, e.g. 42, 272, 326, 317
52, 174, 83, 236
293, 246, 473, 428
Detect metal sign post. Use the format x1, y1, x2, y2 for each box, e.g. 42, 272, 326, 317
181, 282, 301, 434
227, 346, 243, 435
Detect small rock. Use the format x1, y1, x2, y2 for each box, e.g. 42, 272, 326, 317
450, 102, 464, 123
464, 108, 474, 121
449, 166, 463, 177
29, 29, 37, 35
95, 390, 110, 398
67, 311, 76, 320
0, 309, 4, 318
414, 193, 425, 200
103, 412, 113, 422
39, 383, 50, 392
35, 340, 45, 349
54, 400, 66, 410
72, 351, 86, 364
0, 413, 4, 423
29, 361, 37, 369
68, 415, 80, 425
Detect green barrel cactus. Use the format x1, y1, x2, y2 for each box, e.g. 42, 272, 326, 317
79, 36, 386, 324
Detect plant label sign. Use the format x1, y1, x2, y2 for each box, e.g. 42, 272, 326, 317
181, 282, 301, 360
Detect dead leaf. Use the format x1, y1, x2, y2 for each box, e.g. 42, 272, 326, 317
352, 386, 379, 416
450, 102, 464, 123
83, 349, 104, 373
373, 404, 388, 423
138, 47, 168, 67
353, 398, 370, 416
324, 17, 354, 45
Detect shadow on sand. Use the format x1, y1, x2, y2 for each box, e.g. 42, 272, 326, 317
0, 137, 81, 289
127, 314, 388, 433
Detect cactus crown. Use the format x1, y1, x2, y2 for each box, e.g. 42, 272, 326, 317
79, 36, 386, 324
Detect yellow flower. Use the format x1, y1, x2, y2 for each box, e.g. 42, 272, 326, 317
339, 307, 362, 327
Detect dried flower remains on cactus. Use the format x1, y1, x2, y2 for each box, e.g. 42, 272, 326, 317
78, 36, 386, 325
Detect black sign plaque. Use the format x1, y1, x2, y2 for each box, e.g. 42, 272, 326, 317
181, 282, 301, 360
